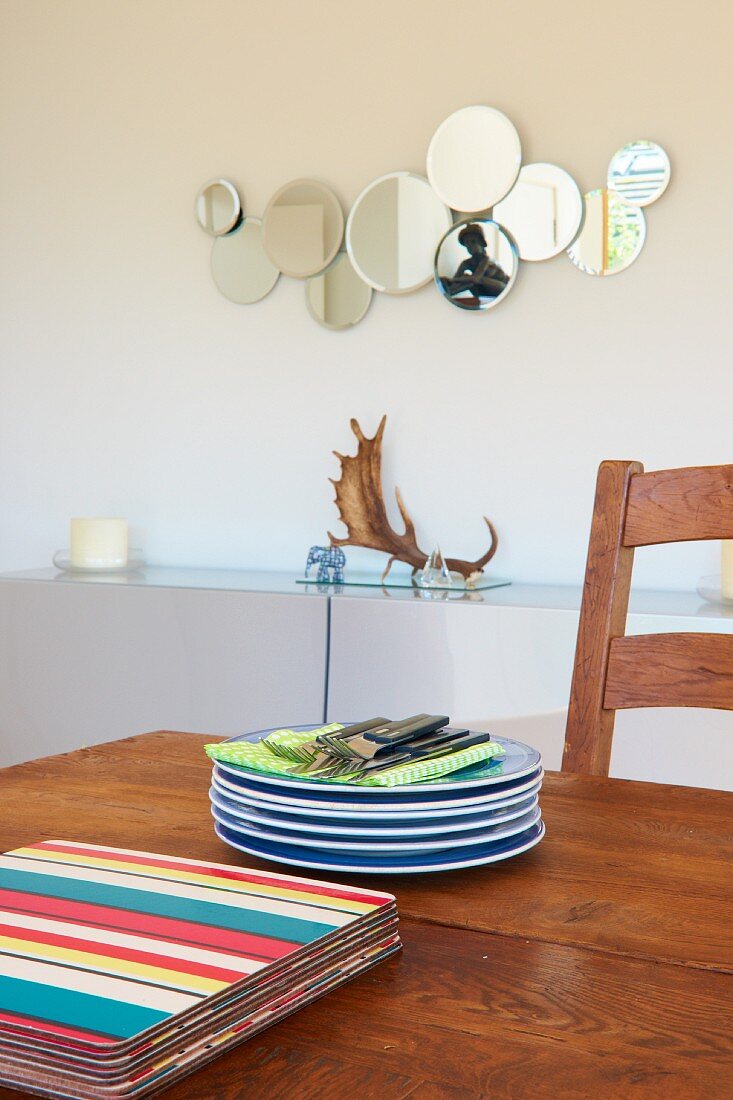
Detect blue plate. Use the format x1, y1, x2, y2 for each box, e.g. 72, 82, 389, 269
209, 782, 540, 837
211, 801, 542, 853
212, 763, 544, 816
214, 817, 545, 874
215, 727, 541, 796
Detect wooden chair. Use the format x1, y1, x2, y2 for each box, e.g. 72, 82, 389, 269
563, 461, 733, 775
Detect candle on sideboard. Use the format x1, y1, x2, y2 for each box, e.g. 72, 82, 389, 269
722, 541, 733, 600
70, 518, 128, 569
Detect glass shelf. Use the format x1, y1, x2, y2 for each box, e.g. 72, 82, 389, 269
296, 571, 511, 592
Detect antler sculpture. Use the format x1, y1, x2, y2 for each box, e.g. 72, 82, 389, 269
328, 416, 498, 582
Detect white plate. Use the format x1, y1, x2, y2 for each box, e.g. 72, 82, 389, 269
216, 727, 541, 795
212, 763, 543, 817
209, 783, 539, 837
214, 818, 546, 875
211, 802, 542, 852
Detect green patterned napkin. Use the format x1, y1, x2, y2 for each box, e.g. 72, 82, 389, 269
337, 740, 504, 787
261, 724, 343, 753
205, 727, 504, 787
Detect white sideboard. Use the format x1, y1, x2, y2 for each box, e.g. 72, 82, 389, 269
0, 569, 328, 767
1, 568, 732, 789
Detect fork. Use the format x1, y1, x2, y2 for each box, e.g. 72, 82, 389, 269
287, 717, 393, 766
288, 715, 427, 774
291, 715, 446, 775
315, 728, 480, 781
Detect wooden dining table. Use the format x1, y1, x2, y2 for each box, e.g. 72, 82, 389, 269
0, 731, 730, 1099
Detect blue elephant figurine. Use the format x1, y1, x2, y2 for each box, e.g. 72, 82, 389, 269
305, 545, 346, 584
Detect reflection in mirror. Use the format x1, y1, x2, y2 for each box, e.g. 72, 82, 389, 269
567, 189, 645, 276
427, 106, 521, 212
346, 172, 452, 294
195, 179, 242, 236
435, 218, 518, 311
493, 163, 583, 261
211, 218, 279, 303
607, 141, 670, 207
305, 253, 372, 331
262, 179, 343, 278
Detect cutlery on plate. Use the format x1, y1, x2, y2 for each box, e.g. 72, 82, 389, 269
293, 715, 449, 774
314, 729, 487, 780
289, 714, 430, 773
264, 718, 391, 764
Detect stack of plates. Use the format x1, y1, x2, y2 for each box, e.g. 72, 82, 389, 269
0, 839, 399, 1099
210, 725, 545, 874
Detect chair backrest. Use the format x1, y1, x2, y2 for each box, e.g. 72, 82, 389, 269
562, 461, 733, 776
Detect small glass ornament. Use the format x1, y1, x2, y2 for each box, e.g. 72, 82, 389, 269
417, 546, 453, 588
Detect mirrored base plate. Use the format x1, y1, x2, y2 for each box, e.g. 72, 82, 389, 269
297, 571, 510, 591
52, 549, 145, 574
697, 575, 733, 607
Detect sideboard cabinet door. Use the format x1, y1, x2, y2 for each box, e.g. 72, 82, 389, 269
0, 581, 328, 767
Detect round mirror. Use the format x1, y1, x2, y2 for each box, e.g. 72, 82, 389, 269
195, 179, 242, 236
567, 189, 646, 276
435, 218, 518, 311
211, 218, 279, 303
607, 140, 670, 206
493, 163, 583, 261
262, 179, 344, 278
305, 253, 372, 330
427, 106, 522, 213
346, 172, 452, 294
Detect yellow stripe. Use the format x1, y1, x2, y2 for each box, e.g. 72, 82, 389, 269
16, 848, 373, 914
0, 935, 226, 995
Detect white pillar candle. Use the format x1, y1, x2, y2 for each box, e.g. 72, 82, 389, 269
70, 518, 128, 568
722, 541, 733, 600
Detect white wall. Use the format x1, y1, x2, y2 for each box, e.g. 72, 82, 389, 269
1, 1, 731, 589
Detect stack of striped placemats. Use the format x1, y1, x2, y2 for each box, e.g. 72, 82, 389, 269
0, 839, 399, 1098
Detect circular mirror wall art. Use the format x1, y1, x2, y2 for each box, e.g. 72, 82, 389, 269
435, 218, 518, 311
567, 189, 646, 276
427, 106, 522, 213
493, 163, 583, 261
262, 179, 344, 278
195, 116, 671, 327
195, 179, 242, 236
211, 218, 279, 303
346, 172, 452, 294
305, 252, 372, 331
607, 140, 671, 207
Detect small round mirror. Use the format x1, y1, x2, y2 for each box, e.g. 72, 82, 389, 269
346, 172, 452, 294
195, 179, 242, 236
607, 140, 670, 206
493, 163, 583, 261
305, 253, 372, 331
211, 218, 279, 303
427, 106, 521, 212
435, 218, 518, 311
262, 179, 344, 278
567, 189, 646, 276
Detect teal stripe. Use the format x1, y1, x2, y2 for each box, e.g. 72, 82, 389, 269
0, 974, 168, 1038
0, 867, 334, 944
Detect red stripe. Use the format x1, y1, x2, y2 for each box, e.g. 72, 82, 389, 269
0, 920, 246, 985
0, 890, 293, 961
32, 841, 388, 907
0, 1009, 113, 1045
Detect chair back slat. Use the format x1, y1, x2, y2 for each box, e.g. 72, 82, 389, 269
624, 465, 733, 547
604, 633, 733, 711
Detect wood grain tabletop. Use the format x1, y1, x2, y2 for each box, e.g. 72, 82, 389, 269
0, 731, 731, 1099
